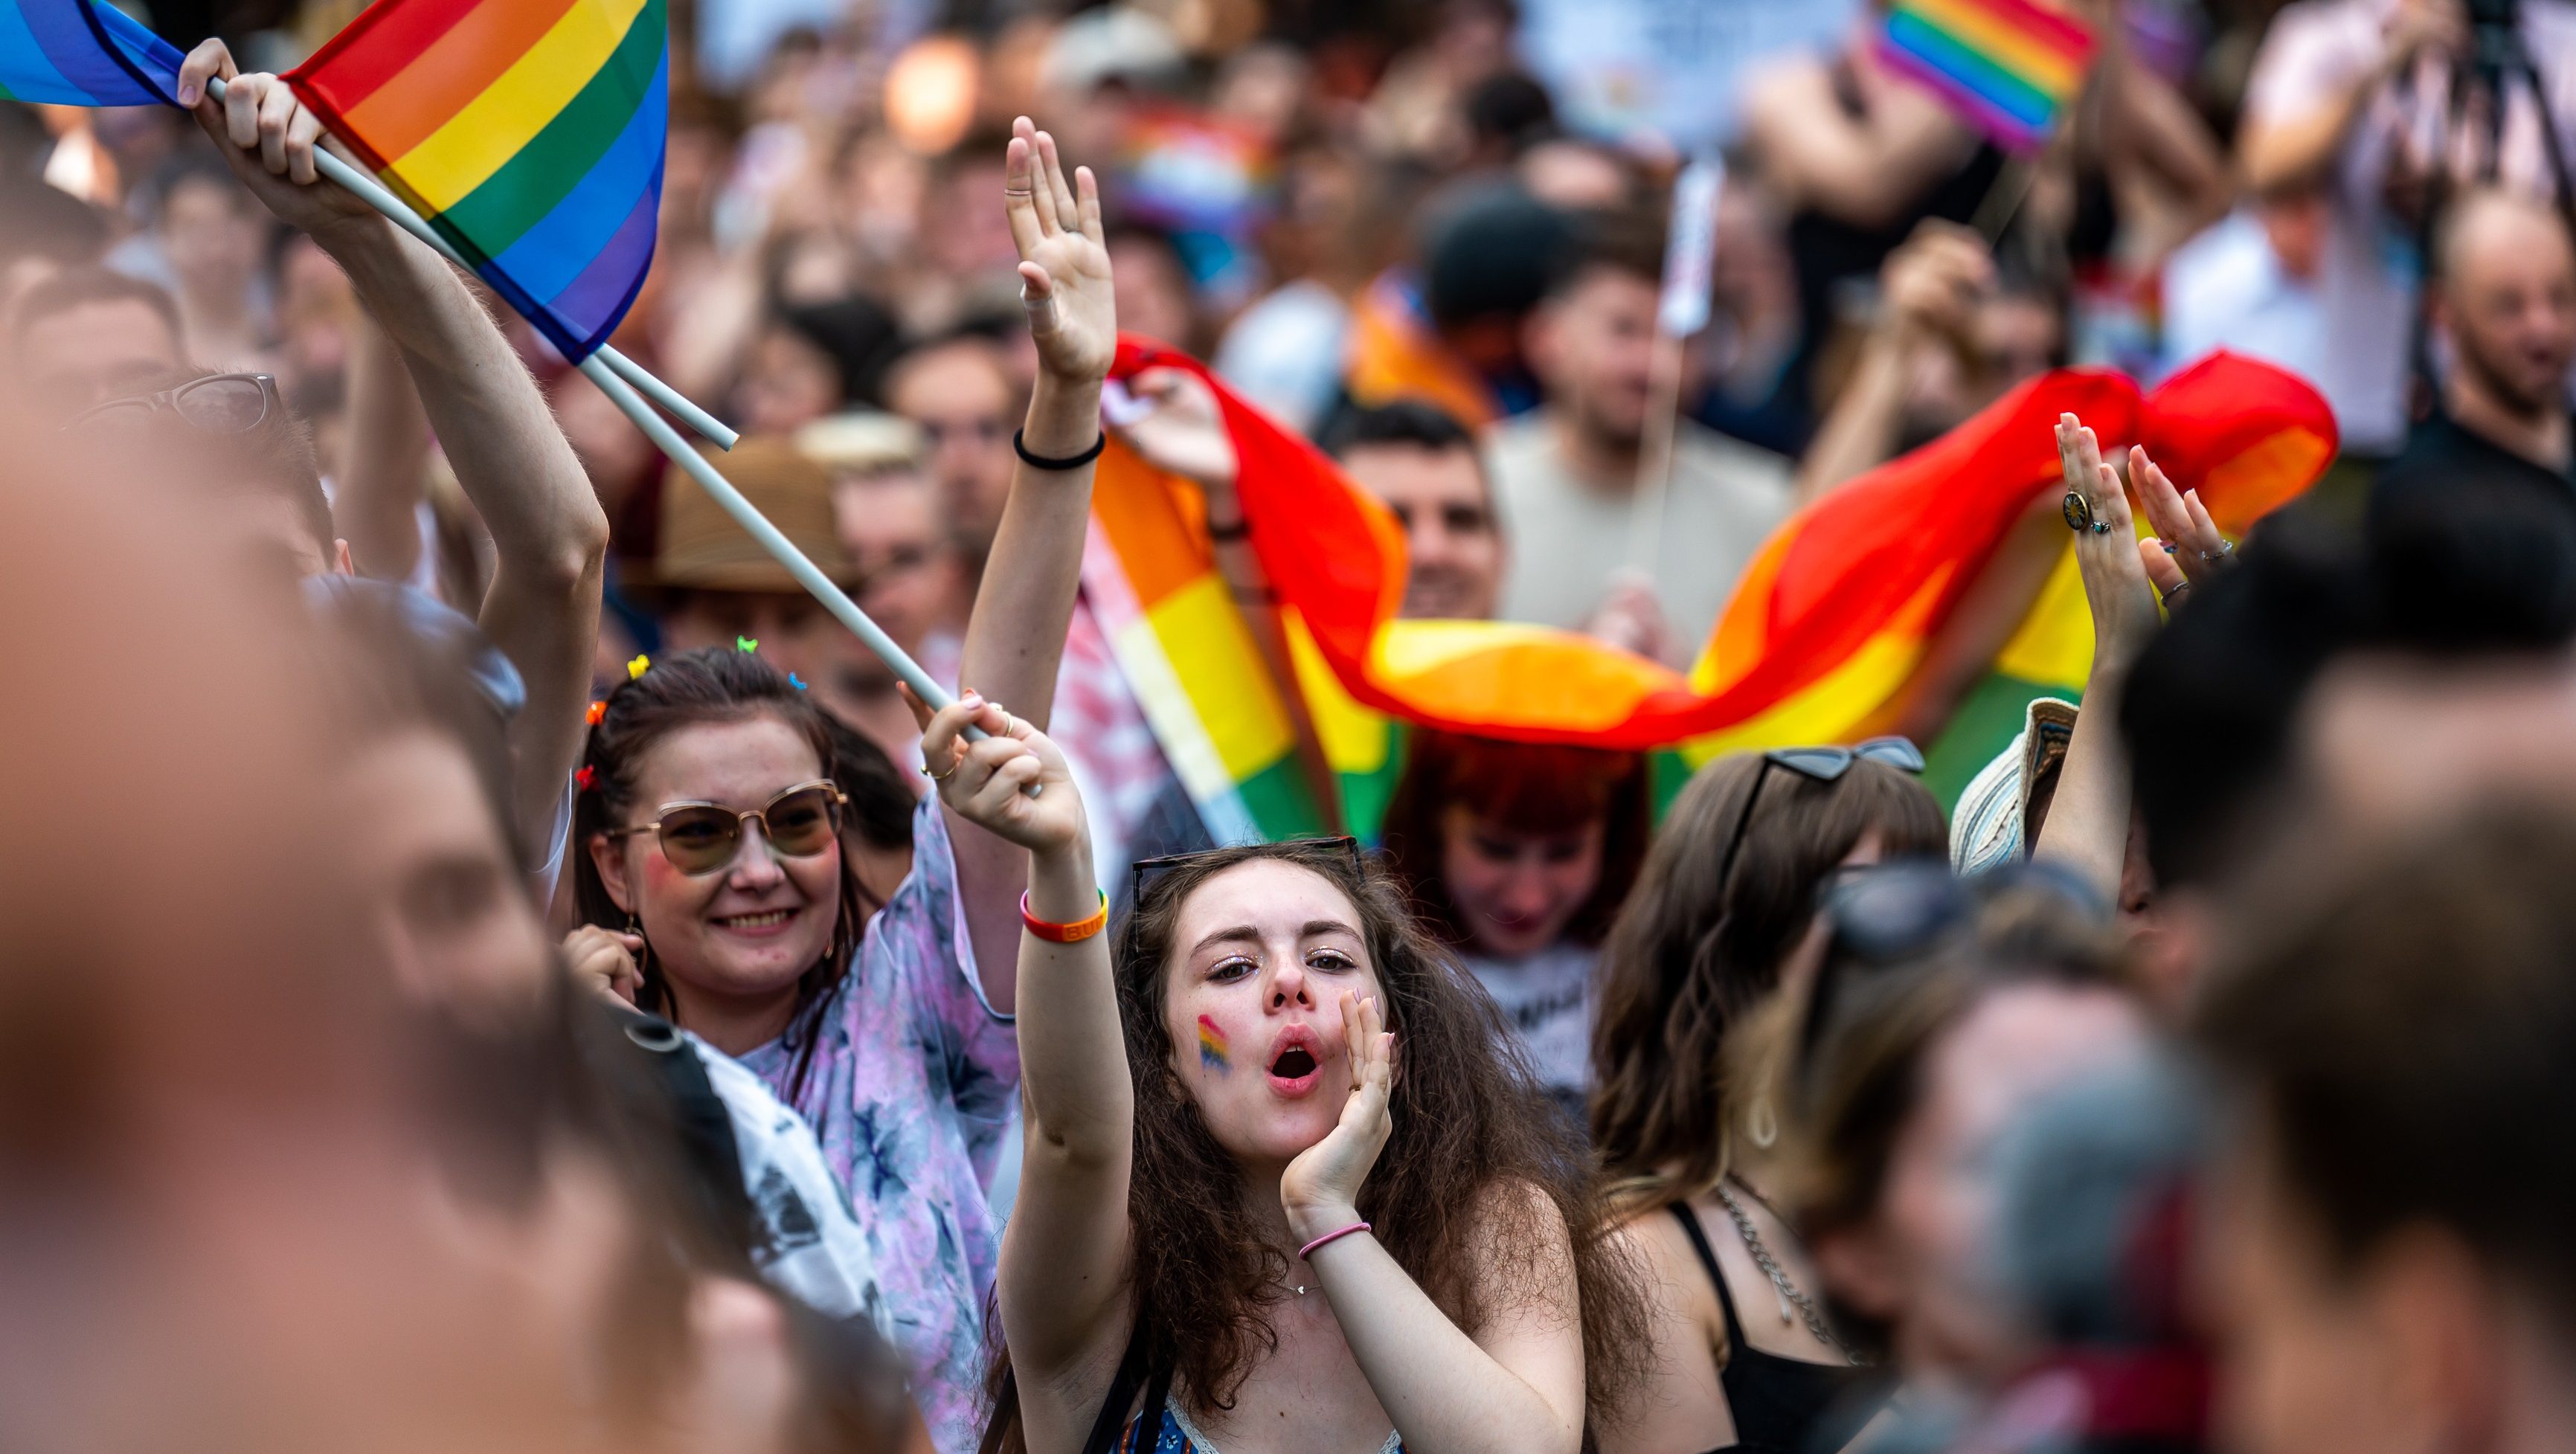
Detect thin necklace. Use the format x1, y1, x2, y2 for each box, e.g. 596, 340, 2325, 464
1714, 1180, 1860, 1365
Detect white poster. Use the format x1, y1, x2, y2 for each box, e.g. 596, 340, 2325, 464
1517, 0, 1860, 151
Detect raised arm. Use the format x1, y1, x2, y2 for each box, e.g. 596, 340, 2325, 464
333, 312, 433, 584
1743, 57, 1976, 231
911, 694, 1137, 1437
1794, 223, 1992, 503
179, 48, 608, 868
946, 118, 1117, 1011
2033, 417, 2162, 903
1282, 997, 1589, 1454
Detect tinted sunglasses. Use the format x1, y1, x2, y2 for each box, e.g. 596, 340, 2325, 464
1712, 737, 1926, 899
606, 780, 847, 876
1795, 856, 2104, 1090
1129, 835, 1364, 909
65, 371, 278, 434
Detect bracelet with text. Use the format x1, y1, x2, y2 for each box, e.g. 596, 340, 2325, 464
1297, 1220, 1372, 1260
1021, 888, 1109, 943
1015, 428, 1107, 470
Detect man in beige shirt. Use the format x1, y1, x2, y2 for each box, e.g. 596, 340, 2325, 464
1490, 216, 1792, 663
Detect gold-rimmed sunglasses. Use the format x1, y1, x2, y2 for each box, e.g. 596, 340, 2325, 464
604, 780, 847, 876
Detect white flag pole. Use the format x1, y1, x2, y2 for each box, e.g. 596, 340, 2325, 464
202, 74, 739, 451
1625, 155, 1725, 576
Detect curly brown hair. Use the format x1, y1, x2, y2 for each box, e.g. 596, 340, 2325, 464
1589, 751, 1945, 1217
983, 839, 1651, 1449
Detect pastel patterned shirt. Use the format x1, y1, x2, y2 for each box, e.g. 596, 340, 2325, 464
739, 798, 1018, 1454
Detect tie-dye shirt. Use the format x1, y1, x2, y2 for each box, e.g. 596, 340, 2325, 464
738, 798, 1017, 1454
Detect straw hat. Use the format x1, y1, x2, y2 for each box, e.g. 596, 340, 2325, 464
1950, 695, 2081, 876
624, 435, 862, 603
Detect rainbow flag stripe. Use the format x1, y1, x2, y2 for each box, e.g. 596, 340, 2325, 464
0, 0, 182, 107
287, 0, 667, 361
1878, 0, 2094, 152
1084, 437, 1332, 846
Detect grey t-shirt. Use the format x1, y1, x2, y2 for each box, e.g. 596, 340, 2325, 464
1488, 411, 1791, 654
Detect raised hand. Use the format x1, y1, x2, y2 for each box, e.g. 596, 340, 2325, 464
1004, 116, 1115, 386
562, 924, 645, 1006
2127, 442, 2233, 608
1280, 991, 1396, 1239
1115, 367, 1239, 492
2056, 414, 2162, 673
905, 686, 1086, 855
176, 42, 377, 239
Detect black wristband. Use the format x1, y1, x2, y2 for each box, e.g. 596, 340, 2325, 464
1014, 428, 1106, 471
1207, 515, 1251, 541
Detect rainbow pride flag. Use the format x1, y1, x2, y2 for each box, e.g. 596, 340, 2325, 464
1084, 434, 1332, 845
0, 0, 183, 106
287, 0, 667, 361
1879, 0, 2095, 152
1105, 341, 2334, 777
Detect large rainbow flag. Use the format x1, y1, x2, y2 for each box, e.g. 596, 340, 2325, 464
0, 0, 184, 107
1879, 0, 2095, 153
287, 0, 668, 361
1103, 341, 2334, 809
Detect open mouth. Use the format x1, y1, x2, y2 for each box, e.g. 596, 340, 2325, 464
1265, 1026, 1326, 1095
1270, 1046, 1317, 1078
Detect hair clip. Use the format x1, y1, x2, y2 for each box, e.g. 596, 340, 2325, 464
585, 700, 607, 725
575, 765, 598, 791
627, 654, 650, 680
736, 636, 758, 653
788, 672, 809, 690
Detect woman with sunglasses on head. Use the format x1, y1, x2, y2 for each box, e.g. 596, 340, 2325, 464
559, 118, 1119, 1454
902, 692, 1649, 1454
1590, 742, 1944, 1454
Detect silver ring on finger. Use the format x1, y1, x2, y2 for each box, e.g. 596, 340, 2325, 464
2162, 579, 2191, 608
2090, 519, 2113, 535
2200, 540, 2235, 563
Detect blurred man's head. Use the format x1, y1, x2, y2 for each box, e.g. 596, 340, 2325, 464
2435, 188, 2576, 419
1322, 401, 1503, 620
1523, 211, 1664, 451
881, 332, 1018, 558
801, 408, 963, 663
1106, 224, 1198, 351
76, 367, 341, 579
2197, 810, 2576, 1454
8, 266, 184, 419
155, 157, 263, 306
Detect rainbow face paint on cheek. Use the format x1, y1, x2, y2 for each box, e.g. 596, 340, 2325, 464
1197, 1014, 1231, 1074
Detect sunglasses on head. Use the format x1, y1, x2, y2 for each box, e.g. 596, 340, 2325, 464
606, 780, 847, 876
1711, 737, 1926, 898
1128, 835, 1365, 909
65, 371, 278, 434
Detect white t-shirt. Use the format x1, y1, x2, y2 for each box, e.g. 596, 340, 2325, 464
1488, 411, 1791, 656
2239, 0, 2576, 453
1461, 941, 1600, 1104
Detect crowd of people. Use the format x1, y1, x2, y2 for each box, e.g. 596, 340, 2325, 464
8, 2, 2576, 1454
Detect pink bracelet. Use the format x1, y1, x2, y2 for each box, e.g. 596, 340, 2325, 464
1297, 1220, 1372, 1260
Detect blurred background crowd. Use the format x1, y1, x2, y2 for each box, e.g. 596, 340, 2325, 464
9, 2, 2576, 1454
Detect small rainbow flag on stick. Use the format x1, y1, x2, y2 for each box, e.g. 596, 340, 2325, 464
0, 0, 182, 106
1878, 0, 2095, 153
288, 0, 668, 361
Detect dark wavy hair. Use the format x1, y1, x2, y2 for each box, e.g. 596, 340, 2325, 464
1590, 751, 1945, 1215
983, 839, 1651, 1448
570, 647, 861, 1100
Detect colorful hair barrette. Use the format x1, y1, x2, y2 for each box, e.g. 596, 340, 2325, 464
788, 672, 809, 691
736, 636, 758, 653
575, 765, 598, 791
626, 654, 650, 680
585, 700, 606, 725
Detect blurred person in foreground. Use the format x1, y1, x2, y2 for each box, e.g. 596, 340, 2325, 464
1490, 211, 1794, 666
2373, 187, 2576, 525
70, 43, 614, 890
1790, 874, 2159, 1448
2194, 811, 2576, 1454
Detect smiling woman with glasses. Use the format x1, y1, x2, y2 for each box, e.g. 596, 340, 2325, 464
1588, 744, 1945, 1454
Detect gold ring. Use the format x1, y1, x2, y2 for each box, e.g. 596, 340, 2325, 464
922, 757, 959, 782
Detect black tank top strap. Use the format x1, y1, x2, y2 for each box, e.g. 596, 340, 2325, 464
1669, 1200, 1750, 1353
1079, 1311, 1160, 1454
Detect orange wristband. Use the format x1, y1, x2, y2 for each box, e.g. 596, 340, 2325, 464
1021, 889, 1108, 943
